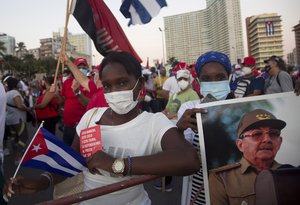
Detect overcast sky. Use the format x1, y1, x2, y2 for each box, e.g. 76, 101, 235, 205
1, 0, 300, 66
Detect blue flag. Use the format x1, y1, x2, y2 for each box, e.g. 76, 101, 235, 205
120, 0, 167, 26
20, 127, 87, 177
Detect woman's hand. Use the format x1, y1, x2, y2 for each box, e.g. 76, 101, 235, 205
3, 176, 43, 202
176, 108, 208, 132
86, 151, 114, 175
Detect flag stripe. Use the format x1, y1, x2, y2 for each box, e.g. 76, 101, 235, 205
21, 127, 87, 177
120, 0, 167, 26
22, 158, 77, 177
45, 139, 86, 169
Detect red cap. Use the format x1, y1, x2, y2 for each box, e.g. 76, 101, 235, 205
173, 62, 188, 73
242, 56, 256, 66
74, 58, 88, 66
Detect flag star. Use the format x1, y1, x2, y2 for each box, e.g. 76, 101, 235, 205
32, 144, 42, 152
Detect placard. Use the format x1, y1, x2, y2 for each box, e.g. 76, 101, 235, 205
80, 125, 102, 157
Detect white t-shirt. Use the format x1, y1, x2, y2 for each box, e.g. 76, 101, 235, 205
0, 83, 6, 160
6, 90, 26, 125
76, 108, 175, 205
162, 76, 181, 97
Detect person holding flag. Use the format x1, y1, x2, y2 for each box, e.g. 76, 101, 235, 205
3, 51, 200, 205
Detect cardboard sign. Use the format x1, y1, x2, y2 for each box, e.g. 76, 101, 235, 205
80, 125, 102, 157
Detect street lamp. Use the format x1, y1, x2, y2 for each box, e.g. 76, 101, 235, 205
159, 27, 167, 65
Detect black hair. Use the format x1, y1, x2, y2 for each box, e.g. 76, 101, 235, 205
99, 51, 142, 80
271, 56, 287, 71
4, 77, 19, 90
43, 76, 54, 85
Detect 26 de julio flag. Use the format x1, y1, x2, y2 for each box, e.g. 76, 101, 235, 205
21, 127, 87, 177
120, 0, 167, 26
70, 0, 142, 62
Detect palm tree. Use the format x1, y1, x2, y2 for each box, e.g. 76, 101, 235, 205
0, 41, 6, 57
15, 42, 27, 59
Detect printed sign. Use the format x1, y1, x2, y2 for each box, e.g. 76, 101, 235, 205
80, 125, 102, 157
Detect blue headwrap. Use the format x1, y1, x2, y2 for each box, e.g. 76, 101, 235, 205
195, 51, 232, 75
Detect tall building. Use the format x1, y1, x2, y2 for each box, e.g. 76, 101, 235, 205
68, 33, 92, 58
39, 32, 91, 65
0, 33, 16, 55
164, 0, 244, 64
293, 21, 300, 66
246, 13, 284, 69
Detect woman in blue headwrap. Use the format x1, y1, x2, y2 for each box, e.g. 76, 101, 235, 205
177, 51, 234, 205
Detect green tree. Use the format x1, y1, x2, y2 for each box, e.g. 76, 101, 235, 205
22, 54, 36, 79
167, 57, 179, 68
15, 42, 27, 59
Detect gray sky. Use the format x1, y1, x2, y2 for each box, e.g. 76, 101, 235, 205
1, 0, 299, 66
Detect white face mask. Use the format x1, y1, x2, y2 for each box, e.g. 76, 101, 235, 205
62, 76, 69, 83
242, 67, 252, 75
177, 80, 189, 90
200, 80, 230, 101
235, 70, 242, 75
104, 79, 140, 115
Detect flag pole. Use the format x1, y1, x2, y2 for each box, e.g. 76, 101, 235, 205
12, 121, 45, 179
53, 0, 71, 85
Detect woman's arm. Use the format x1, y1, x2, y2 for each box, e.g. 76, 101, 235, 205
14, 96, 30, 112
87, 127, 201, 177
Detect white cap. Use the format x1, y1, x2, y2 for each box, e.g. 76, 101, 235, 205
176, 69, 190, 79
142, 69, 152, 75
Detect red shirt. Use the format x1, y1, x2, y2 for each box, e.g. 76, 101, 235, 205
35, 92, 59, 119
61, 78, 92, 127
86, 87, 109, 111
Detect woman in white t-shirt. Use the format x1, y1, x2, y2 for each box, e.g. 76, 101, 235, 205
3, 76, 30, 164
4, 52, 200, 205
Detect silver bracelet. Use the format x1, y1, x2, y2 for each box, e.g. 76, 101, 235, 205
40, 172, 53, 187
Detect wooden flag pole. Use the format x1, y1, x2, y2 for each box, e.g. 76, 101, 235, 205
53, 0, 71, 85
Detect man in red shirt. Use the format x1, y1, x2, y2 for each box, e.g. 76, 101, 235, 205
60, 57, 93, 146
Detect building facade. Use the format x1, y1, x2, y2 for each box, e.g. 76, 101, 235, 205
246, 13, 284, 69
39, 32, 91, 65
293, 21, 300, 66
68, 33, 92, 58
0, 33, 16, 56
164, 0, 244, 64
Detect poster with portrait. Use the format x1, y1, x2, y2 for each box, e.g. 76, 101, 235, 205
196, 92, 300, 204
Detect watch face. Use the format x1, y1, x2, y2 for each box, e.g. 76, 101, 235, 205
115, 161, 123, 171
112, 159, 125, 174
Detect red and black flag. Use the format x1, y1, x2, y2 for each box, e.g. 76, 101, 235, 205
70, 0, 142, 62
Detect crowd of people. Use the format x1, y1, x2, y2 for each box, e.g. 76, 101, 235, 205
0, 50, 300, 204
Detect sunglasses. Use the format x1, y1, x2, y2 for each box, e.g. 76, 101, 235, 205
239, 129, 281, 140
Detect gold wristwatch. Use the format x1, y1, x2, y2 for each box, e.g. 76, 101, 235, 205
112, 158, 125, 175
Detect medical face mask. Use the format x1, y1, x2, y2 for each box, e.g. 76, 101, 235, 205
104, 79, 140, 115
200, 80, 230, 101
235, 70, 242, 75
79, 68, 89, 76
62, 76, 69, 83
178, 79, 189, 90
242, 67, 252, 75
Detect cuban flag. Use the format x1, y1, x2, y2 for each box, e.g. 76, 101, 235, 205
265, 21, 275, 36
20, 128, 87, 177
120, 0, 167, 26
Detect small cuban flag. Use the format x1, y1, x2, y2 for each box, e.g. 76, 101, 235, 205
20, 127, 87, 177
120, 0, 167, 26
